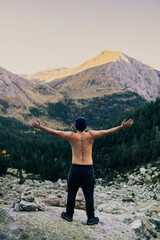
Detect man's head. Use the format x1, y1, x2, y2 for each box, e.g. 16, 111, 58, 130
75, 117, 87, 132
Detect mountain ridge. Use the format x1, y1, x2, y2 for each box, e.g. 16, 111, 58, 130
0, 66, 63, 122
26, 50, 160, 101
48, 56, 160, 101
27, 50, 159, 83
26, 50, 129, 82
26, 51, 132, 82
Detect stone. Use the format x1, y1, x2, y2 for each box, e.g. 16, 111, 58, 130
76, 189, 84, 202
21, 191, 35, 202
106, 191, 112, 195
146, 175, 151, 180
38, 203, 46, 211
75, 202, 86, 210
42, 198, 60, 206
130, 219, 142, 232
140, 167, 146, 174
11, 199, 20, 208
97, 201, 122, 213
151, 167, 157, 171
34, 192, 46, 197
32, 180, 41, 185
19, 200, 39, 211
45, 180, 53, 185
56, 178, 62, 187
96, 178, 104, 185
61, 183, 67, 189
23, 187, 33, 192
25, 179, 33, 184
13, 203, 20, 212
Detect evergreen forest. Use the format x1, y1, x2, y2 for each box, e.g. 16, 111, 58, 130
0, 97, 160, 183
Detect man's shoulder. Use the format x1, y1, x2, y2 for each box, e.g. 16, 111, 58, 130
66, 131, 74, 136
85, 130, 96, 139
86, 130, 100, 139
87, 130, 94, 135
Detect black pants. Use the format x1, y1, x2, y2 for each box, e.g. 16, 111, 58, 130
66, 164, 95, 219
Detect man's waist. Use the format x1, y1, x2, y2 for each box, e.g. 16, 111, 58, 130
71, 163, 94, 170
72, 156, 93, 164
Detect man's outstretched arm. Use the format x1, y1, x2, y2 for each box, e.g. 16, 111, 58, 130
30, 119, 73, 140
89, 119, 134, 139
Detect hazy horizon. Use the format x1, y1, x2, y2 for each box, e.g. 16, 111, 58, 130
0, 0, 160, 75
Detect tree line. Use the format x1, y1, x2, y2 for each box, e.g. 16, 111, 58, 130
0, 97, 160, 182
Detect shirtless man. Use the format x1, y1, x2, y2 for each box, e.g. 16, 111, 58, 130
31, 117, 134, 225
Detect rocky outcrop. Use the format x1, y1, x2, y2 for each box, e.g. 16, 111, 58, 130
0, 160, 160, 239
11, 188, 45, 212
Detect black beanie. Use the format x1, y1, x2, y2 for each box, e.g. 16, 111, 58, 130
75, 117, 87, 132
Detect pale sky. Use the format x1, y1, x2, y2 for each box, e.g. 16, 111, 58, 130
0, 0, 160, 75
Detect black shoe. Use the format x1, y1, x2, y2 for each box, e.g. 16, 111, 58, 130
87, 217, 99, 225
61, 212, 73, 222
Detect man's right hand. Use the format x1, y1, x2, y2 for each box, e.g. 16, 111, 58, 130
31, 119, 42, 129
121, 119, 134, 129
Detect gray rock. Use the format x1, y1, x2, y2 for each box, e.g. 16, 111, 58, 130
11, 199, 20, 208
38, 203, 46, 211
130, 219, 142, 232
56, 178, 67, 189
32, 179, 41, 186
45, 180, 53, 185
21, 191, 35, 202
139, 167, 146, 174
13, 202, 20, 212
97, 201, 123, 213
19, 200, 39, 211
25, 179, 33, 184
56, 178, 62, 187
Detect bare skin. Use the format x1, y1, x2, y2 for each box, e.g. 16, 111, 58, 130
31, 118, 134, 165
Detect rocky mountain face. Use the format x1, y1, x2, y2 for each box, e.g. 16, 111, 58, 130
27, 51, 129, 82
0, 160, 159, 239
27, 51, 160, 101
0, 66, 62, 121
47, 51, 160, 101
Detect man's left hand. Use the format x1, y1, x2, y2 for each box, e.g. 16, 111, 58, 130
31, 119, 42, 129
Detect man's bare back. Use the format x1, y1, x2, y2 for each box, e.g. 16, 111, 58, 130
68, 131, 94, 165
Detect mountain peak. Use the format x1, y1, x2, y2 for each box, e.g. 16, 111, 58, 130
101, 50, 122, 55
94, 50, 130, 64
100, 50, 125, 60
76, 50, 129, 72
27, 50, 131, 82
